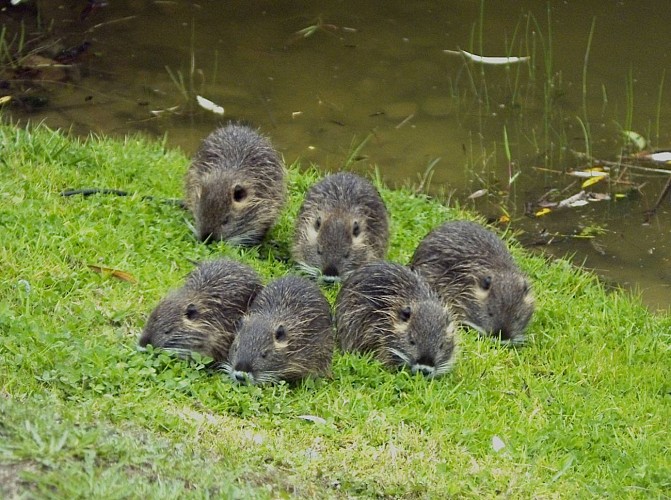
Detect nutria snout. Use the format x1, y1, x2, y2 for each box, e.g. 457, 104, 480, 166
336, 261, 457, 377
411, 220, 534, 344
226, 276, 334, 384
184, 123, 286, 245
292, 172, 389, 282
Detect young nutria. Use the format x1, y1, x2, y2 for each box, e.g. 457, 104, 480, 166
184, 123, 286, 245
226, 276, 334, 384
291, 171, 389, 283
138, 259, 262, 362
335, 261, 457, 378
410, 220, 535, 344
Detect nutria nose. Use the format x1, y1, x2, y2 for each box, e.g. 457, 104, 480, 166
322, 265, 338, 277
416, 354, 435, 367
234, 372, 250, 384
199, 232, 214, 243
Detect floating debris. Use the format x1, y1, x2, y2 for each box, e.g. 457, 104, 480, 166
196, 95, 225, 115
444, 49, 530, 65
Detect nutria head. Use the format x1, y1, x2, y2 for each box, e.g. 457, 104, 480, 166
226, 276, 334, 384
138, 259, 262, 362
292, 172, 389, 282
184, 123, 286, 246
336, 261, 457, 377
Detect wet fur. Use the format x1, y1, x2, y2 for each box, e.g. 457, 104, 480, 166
138, 259, 262, 362
184, 123, 286, 245
292, 172, 389, 282
411, 220, 535, 344
335, 261, 457, 377
226, 276, 334, 384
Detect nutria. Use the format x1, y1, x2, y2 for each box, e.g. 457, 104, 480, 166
335, 261, 457, 378
291, 171, 389, 282
138, 259, 262, 362
410, 220, 534, 344
226, 276, 334, 384
184, 123, 286, 245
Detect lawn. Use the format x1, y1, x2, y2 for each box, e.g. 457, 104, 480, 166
0, 124, 669, 498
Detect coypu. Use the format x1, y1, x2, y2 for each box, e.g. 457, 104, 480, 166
184, 123, 286, 245
335, 261, 457, 377
291, 171, 389, 282
226, 276, 334, 384
138, 259, 262, 362
410, 220, 534, 344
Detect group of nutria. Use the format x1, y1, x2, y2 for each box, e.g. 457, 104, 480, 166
139, 122, 535, 385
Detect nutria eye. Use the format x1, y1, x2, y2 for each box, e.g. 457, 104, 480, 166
352, 220, 361, 237
233, 185, 247, 202
399, 306, 412, 322
221, 216, 230, 226
185, 303, 199, 320
275, 325, 286, 341
408, 335, 416, 346
261, 350, 268, 359
481, 276, 493, 290
316, 245, 323, 256
314, 216, 321, 231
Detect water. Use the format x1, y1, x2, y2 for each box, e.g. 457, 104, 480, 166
2, 0, 670, 310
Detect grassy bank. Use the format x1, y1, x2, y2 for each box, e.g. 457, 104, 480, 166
0, 124, 669, 498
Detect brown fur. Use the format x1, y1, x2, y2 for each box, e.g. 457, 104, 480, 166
184, 123, 286, 245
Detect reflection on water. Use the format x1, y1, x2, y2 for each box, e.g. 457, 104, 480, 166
2, 0, 670, 310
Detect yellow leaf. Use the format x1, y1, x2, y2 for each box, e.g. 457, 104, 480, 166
88, 265, 138, 283
535, 208, 552, 217
0, 96, 11, 105
581, 175, 605, 188
498, 214, 511, 224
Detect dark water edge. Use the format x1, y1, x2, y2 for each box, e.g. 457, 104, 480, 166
1, 0, 670, 311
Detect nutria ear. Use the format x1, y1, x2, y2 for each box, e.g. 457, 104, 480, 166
185, 303, 199, 320
232, 184, 247, 202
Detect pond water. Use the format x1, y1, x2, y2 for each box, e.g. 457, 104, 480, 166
2, 0, 670, 311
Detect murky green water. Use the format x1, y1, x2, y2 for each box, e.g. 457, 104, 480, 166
2, 1, 670, 310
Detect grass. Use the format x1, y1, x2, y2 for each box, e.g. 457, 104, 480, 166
0, 123, 670, 498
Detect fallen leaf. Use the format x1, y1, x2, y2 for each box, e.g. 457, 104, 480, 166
581, 175, 606, 188
88, 265, 138, 283
557, 190, 588, 208
587, 192, 611, 201
643, 151, 671, 163
444, 49, 530, 65
468, 188, 488, 199
0, 96, 11, 105
196, 95, 225, 115
622, 130, 647, 151
535, 208, 552, 217
498, 214, 511, 224
492, 435, 505, 452
567, 170, 608, 179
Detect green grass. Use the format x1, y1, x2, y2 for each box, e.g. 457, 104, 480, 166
0, 123, 669, 498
